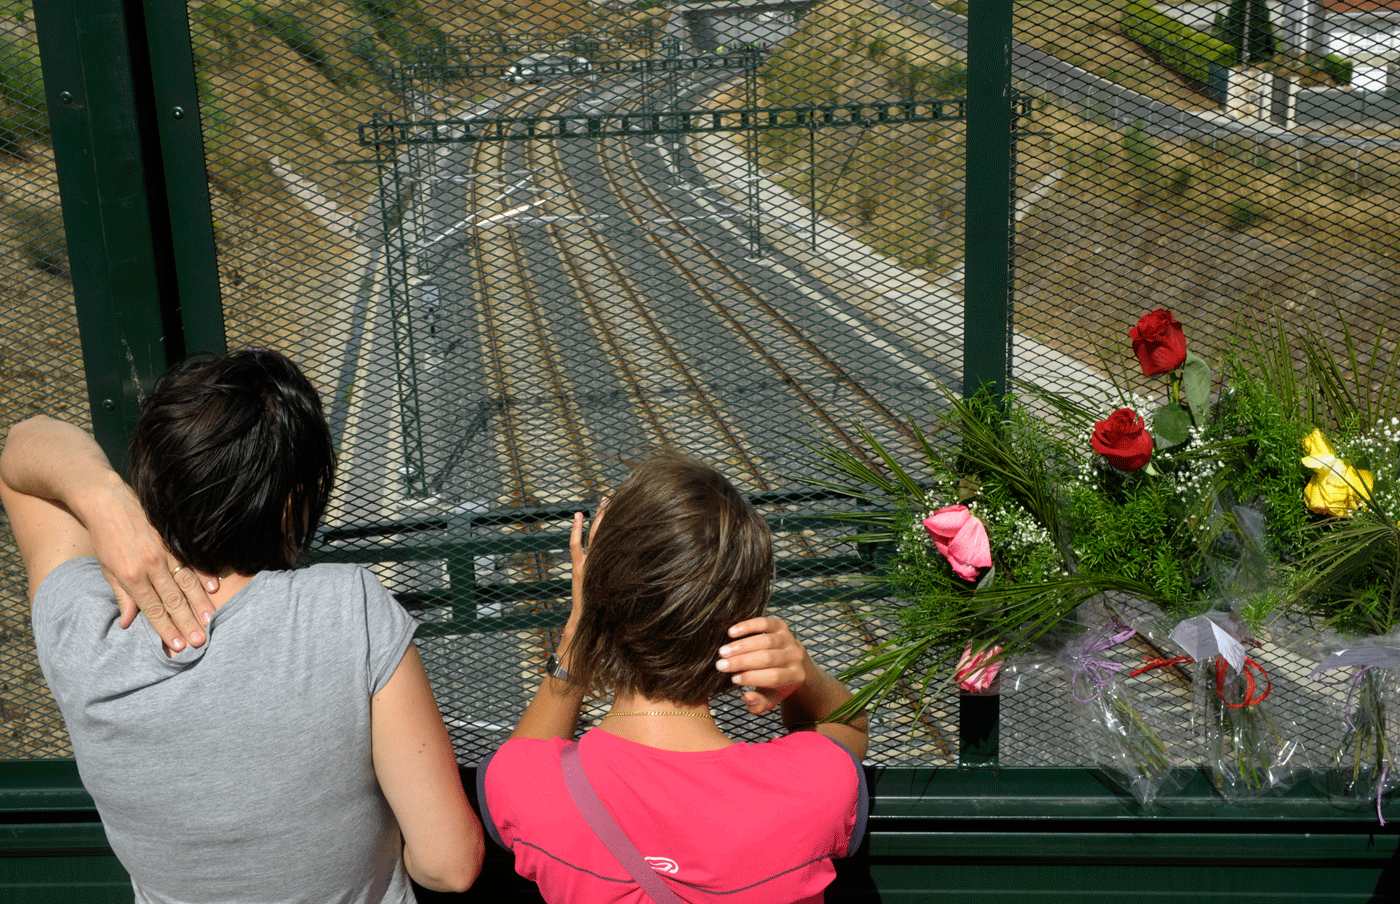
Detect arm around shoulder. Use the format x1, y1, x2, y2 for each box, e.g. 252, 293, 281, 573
0, 416, 107, 598
0, 415, 213, 650
371, 642, 485, 892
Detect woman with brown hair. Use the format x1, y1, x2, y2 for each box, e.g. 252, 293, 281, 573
478, 450, 868, 903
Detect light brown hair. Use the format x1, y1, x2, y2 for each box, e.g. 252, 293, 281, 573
568, 451, 773, 705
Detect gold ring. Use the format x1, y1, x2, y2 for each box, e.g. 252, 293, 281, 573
171, 565, 186, 577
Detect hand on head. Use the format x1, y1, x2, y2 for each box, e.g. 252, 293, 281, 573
715, 616, 809, 715
568, 496, 608, 627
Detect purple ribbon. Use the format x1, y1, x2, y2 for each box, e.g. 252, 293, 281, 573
1380, 763, 1389, 828
1312, 645, 1400, 824
1070, 622, 1138, 703
1311, 646, 1400, 730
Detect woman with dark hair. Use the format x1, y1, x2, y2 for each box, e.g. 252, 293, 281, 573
478, 450, 869, 903
1, 349, 483, 903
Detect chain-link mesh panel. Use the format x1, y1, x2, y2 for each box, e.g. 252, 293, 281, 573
999, 1, 1398, 769
184, 0, 964, 766
9, 0, 1400, 774
0, 6, 78, 759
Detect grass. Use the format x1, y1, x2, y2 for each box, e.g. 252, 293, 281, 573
3, 203, 68, 278
0, 33, 46, 138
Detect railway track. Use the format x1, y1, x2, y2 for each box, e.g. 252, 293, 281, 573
530, 79, 955, 758
391, 71, 959, 762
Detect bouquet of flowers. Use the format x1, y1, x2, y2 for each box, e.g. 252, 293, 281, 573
1058, 617, 1185, 806
1270, 321, 1400, 818
1155, 611, 1305, 796
808, 308, 1344, 798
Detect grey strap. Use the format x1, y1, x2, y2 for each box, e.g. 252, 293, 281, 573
560, 742, 685, 904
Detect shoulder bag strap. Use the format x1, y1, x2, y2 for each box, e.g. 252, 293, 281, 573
559, 742, 685, 904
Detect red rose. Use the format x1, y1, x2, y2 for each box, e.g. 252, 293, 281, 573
1091, 408, 1154, 471
1129, 309, 1187, 375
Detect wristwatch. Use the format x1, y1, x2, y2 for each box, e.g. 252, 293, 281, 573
545, 652, 571, 681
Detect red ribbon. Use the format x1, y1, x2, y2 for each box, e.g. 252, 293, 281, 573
1214, 655, 1271, 708
1128, 654, 1272, 707
1128, 655, 1193, 677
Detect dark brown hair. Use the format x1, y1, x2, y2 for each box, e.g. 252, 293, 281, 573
129, 348, 335, 576
567, 450, 773, 705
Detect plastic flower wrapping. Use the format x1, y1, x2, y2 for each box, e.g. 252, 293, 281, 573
807, 308, 1398, 814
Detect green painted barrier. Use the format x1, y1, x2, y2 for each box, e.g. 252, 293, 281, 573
3, 760, 1397, 902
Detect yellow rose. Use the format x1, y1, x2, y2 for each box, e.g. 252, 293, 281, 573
1301, 428, 1374, 516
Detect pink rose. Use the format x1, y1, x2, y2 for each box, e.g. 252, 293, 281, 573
1129, 309, 1188, 375
1091, 408, 1154, 471
922, 505, 992, 581
955, 642, 1004, 693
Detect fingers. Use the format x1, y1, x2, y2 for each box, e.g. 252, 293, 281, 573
144, 581, 204, 653
116, 589, 138, 630
718, 617, 797, 662
716, 644, 806, 691
717, 615, 808, 707
590, 496, 609, 539
149, 563, 217, 650
102, 562, 213, 652
726, 615, 785, 640
570, 512, 586, 614
570, 511, 585, 564
170, 564, 217, 628
569, 498, 607, 613
740, 688, 782, 715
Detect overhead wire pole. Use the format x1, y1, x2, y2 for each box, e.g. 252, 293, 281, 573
963, 0, 1014, 401
743, 47, 763, 260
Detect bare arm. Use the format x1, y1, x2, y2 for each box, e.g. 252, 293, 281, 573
509, 510, 591, 740
716, 616, 869, 759
371, 643, 484, 892
0, 416, 214, 650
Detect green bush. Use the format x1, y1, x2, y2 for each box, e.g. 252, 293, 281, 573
7, 205, 68, 277
0, 113, 23, 158
1123, 121, 1160, 193
0, 34, 47, 137
1228, 197, 1261, 229
1169, 163, 1192, 196
1216, 0, 1277, 66
247, 5, 329, 72
1321, 52, 1353, 87
1122, 0, 1236, 85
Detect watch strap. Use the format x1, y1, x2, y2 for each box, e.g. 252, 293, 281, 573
546, 652, 571, 681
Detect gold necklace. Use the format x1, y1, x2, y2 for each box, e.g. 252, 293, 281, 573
605, 710, 714, 719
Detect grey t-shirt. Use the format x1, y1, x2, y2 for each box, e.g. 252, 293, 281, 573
33, 557, 419, 904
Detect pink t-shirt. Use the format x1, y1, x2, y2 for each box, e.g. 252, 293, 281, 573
479, 728, 868, 904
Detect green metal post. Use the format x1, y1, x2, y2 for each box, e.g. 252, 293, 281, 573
963, 0, 1014, 398
34, 0, 222, 468
960, 0, 1014, 768
139, 0, 225, 357
958, 691, 999, 769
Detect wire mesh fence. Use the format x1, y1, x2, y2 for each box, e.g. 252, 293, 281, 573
1, 0, 1398, 780
0, 7, 81, 759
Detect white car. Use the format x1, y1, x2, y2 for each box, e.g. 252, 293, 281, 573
502, 54, 594, 85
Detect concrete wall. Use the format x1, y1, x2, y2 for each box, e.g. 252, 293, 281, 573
681, 7, 798, 53
1293, 84, 1400, 122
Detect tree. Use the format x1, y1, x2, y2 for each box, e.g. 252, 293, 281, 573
1220, 0, 1279, 66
